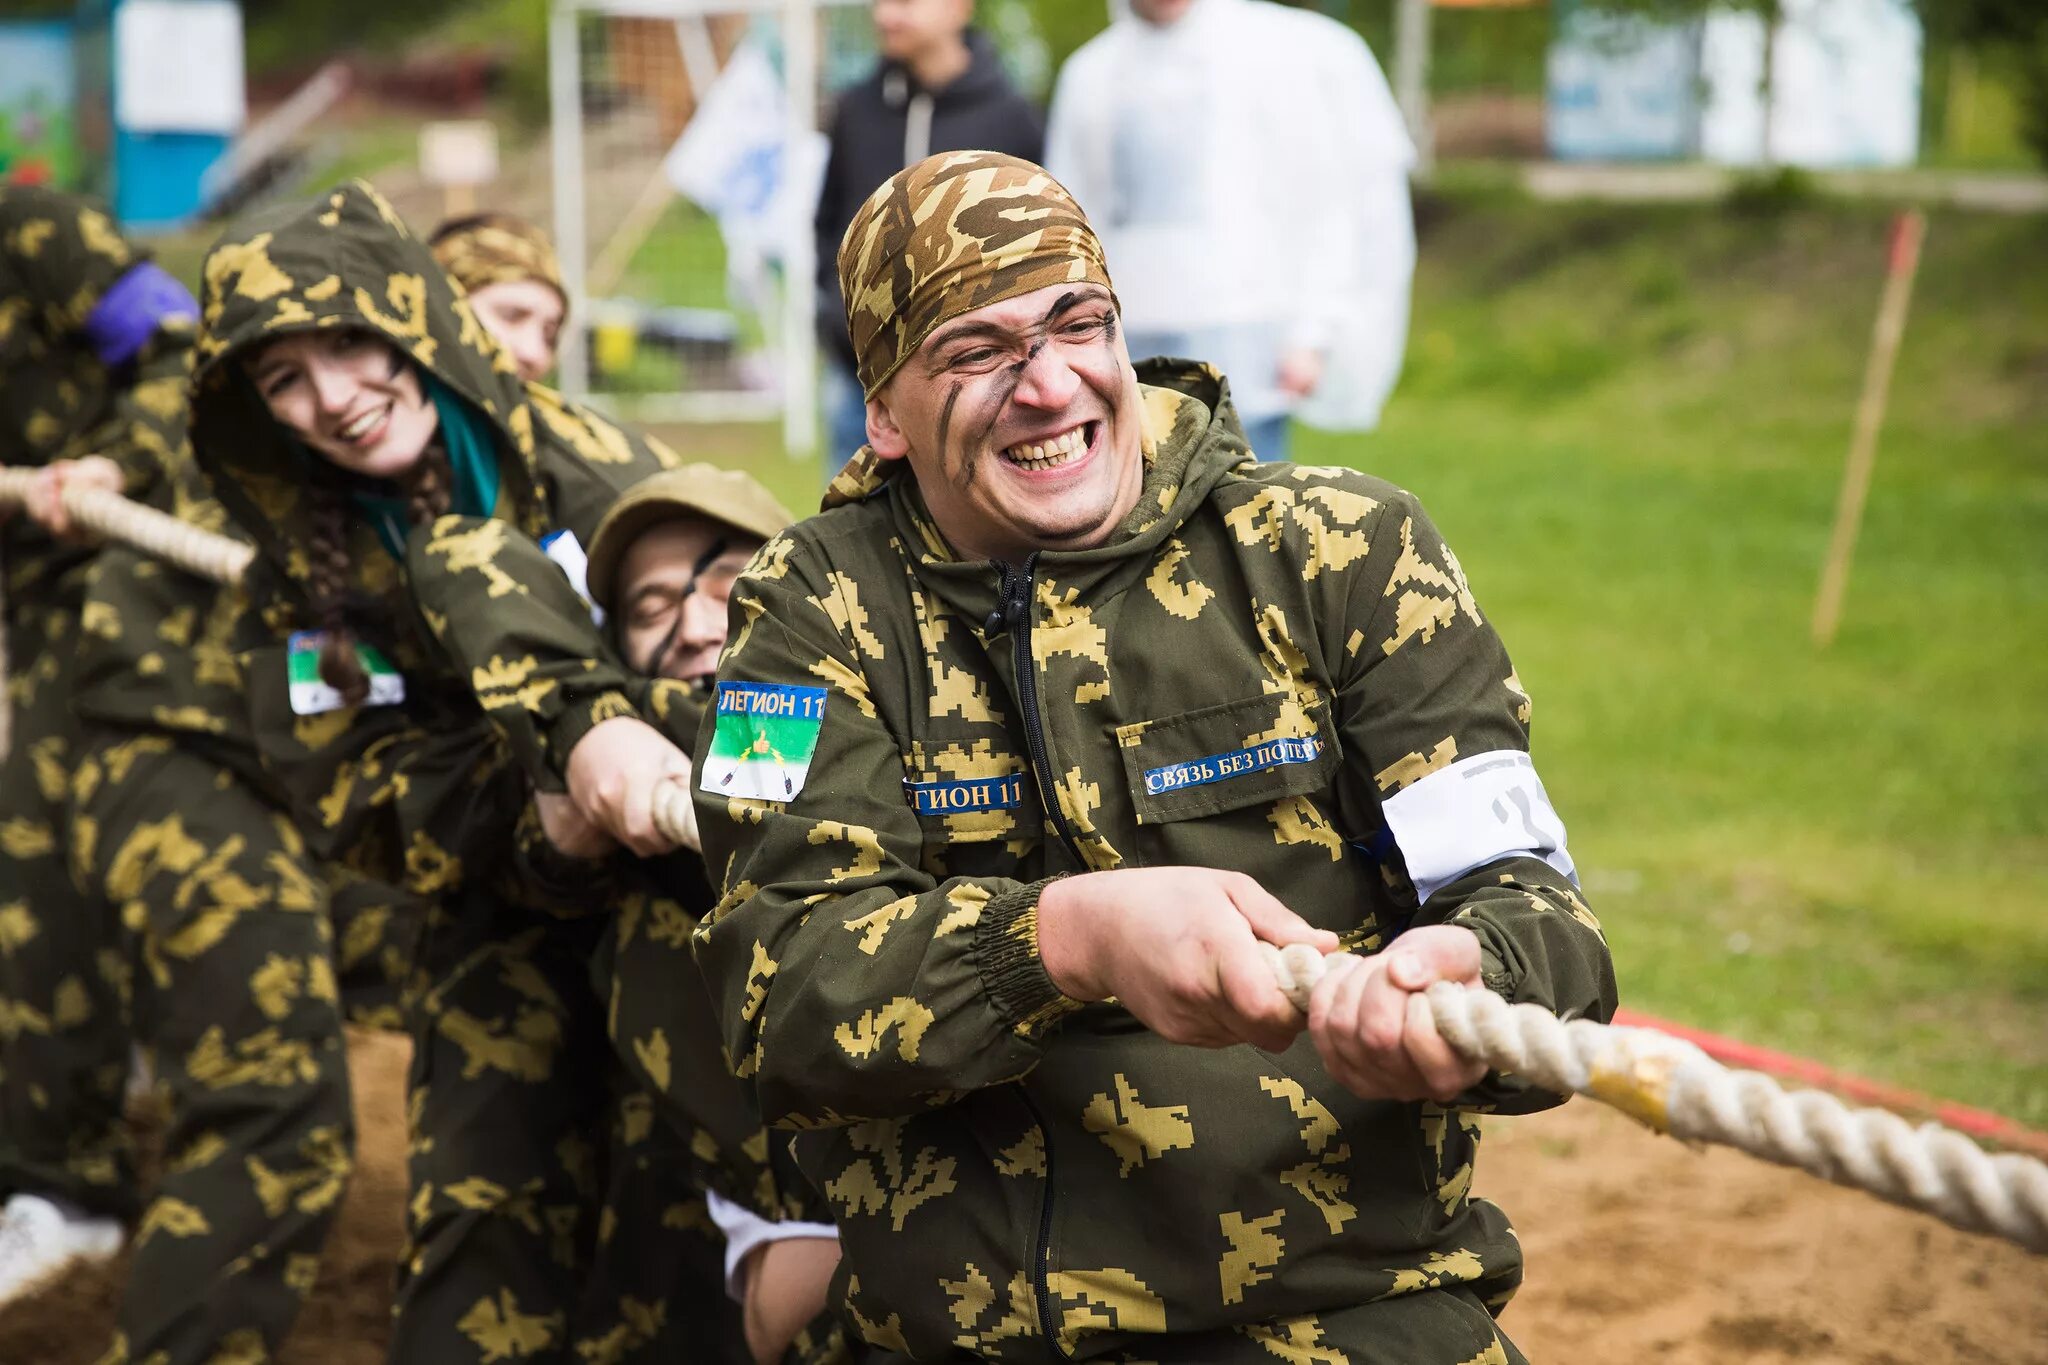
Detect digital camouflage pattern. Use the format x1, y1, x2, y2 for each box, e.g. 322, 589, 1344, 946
694, 360, 1617, 1363
839, 151, 1115, 398
0, 186, 198, 1228
177, 180, 678, 1362
408, 511, 857, 1363
429, 213, 567, 309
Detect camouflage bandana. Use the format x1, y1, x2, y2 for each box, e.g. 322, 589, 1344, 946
839, 150, 1117, 399
429, 213, 567, 313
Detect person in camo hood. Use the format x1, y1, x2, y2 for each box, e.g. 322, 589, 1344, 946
0, 184, 199, 1302
429, 211, 568, 384
689, 150, 1617, 1362
181, 179, 679, 1362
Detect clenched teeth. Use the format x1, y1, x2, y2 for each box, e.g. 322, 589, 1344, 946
1002, 424, 1089, 470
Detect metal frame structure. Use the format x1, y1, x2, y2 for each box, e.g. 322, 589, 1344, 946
550, 0, 849, 452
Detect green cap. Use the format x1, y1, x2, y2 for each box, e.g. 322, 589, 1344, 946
585, 464, 794, 612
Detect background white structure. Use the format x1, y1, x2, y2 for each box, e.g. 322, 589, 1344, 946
1548, 0, 1923, 168
549, 0, 865, 454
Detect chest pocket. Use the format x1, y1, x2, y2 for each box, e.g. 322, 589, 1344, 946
1117, 690, 1339, 825
902, 738, 1035, 845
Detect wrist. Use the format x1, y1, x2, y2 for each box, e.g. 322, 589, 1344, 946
1036, 874, 1099, 1001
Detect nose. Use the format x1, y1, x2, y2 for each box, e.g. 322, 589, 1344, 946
308, 361, 354, 415
514, 328, 549, 382
1010, 340, 1082, 412
676, 588, 727, 650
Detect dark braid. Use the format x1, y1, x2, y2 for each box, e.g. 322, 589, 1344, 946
404, 443, 454, 526
306, 490, 371, 705
305, 442, 455, 706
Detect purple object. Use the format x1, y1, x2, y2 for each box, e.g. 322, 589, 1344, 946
84, 262, 199, 367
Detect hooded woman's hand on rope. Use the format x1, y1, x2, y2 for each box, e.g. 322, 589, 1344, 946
1305, 925, 1489, 1103
564, 715, 694, 857
19, 456, 124, 542
1037, 867, 1340, 1052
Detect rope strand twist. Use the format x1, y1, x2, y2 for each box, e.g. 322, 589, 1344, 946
0, 467, 253, 586
1264, 942, 2048, 1255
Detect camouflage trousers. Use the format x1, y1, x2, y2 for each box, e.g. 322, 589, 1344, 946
395, 901, 753, 1364
72, 733, 355, 1365
0, 597, 136, 1220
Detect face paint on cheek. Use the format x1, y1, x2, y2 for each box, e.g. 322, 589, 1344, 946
934, 381, 964, 486
959, 366, 1023, 492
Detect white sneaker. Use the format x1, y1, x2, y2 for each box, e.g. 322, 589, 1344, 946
0, 1193, 125, 1308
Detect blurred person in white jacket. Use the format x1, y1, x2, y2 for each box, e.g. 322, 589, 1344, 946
1047, 0, 1416, 460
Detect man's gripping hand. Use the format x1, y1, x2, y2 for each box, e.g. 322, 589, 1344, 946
18, 456, 123, 542
1306, 925, 1489, 1103
1037, 867, 1339, 1052
564, 715, 692, 856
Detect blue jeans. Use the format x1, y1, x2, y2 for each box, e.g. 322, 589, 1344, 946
821, 359, 870, 483
1241, 412, 1291, 463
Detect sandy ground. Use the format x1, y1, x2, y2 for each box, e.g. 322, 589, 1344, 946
3, 1027, 2043, 1363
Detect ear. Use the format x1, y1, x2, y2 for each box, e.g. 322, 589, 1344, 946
866, 396, 911, 462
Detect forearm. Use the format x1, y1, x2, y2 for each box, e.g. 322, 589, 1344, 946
696, 865, 1073, 1127
407, 514, 645, 790
1421, 855, 1616, 1113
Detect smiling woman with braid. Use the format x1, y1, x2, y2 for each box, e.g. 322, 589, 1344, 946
180, 180, 691, 1362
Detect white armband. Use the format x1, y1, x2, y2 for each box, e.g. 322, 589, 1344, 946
1380, 749, 1577, 905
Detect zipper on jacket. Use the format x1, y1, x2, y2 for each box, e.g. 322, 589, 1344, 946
989, 555, 1077, 1358
992, 553, 1086, 869
1018, 1089, 1066, 1359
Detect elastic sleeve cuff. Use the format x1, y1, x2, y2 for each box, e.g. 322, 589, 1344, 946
705, 1189, 838, 1303
975, 876, 1081, 1038
544, 687, 640, 788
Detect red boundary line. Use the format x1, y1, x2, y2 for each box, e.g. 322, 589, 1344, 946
1609, 1007, 2048, 1161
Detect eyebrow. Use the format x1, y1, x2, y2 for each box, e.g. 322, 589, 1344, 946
923, 287, 1111, 358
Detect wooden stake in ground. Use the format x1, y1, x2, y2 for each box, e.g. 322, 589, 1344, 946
1812, 209, 1926, 647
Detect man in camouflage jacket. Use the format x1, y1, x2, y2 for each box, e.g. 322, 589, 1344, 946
689, 151, 1616, 1363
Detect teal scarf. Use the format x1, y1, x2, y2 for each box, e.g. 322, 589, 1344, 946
351, 376, 503, 559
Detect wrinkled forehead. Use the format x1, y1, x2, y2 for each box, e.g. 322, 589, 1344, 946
916, 280, 1116, 356
618, 515, 762, 587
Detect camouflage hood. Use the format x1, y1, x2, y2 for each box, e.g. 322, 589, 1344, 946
188, 180, 546, 601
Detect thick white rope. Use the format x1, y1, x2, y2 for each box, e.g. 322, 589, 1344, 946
1265, 942, 2048, 1255
0, 467, 253, 586
10, 470, 2041, 1256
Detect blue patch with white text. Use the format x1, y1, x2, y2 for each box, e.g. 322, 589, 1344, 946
1142, 736, 1323, 797
904, 774, 1028, 816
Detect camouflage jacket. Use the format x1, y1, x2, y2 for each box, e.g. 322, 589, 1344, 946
2, 186, 196, 607
406, 514, 860, 1363
404, 515, 783, 1197
692, 361, 1617, 1360
127, 180, 678, 895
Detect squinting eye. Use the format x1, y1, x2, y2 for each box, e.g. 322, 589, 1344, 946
950, 348, 999, 369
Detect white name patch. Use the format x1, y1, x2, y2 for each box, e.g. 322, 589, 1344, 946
540, 529, 604, 626
1380, 749, 1577, 904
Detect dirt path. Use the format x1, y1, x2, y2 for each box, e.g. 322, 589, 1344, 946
4, 1029, 2042, 1362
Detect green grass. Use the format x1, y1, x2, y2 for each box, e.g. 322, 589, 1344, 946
670, 190, 2048, 1129
1316, 193, 2048, 1125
